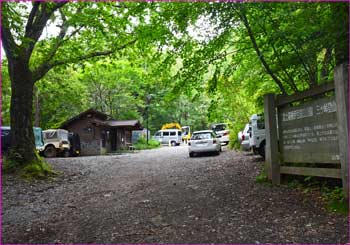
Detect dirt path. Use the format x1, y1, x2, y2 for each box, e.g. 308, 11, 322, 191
2, 146, 348, 243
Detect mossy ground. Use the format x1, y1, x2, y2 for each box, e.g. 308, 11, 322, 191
2, 154, 58, 180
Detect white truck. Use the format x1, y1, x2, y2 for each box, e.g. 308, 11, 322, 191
42, 129, 70, 157
249, 114, 266, 158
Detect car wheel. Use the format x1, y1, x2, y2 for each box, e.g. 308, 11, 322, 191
258, 141, 266, 159
63, 150, 70, 157
171, 141, 177, 146
215, 150, 220, 155
44, 145, 56, 158
189, 152, 195, 157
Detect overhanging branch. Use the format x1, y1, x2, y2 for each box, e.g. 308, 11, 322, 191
24, 2, 68, 61
25, 2, 40, 36
32, 39, 137, 82
1, 3, 19, 60
235, 5, 287, 95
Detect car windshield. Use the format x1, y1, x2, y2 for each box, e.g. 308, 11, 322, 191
44, 131, 57, 139
58, 130, 69, 141
257, 119, 265, 129
192, 133, 212, 140
1, 129, 10, 137
212, 124, 227, 131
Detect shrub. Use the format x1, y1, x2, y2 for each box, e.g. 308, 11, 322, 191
228, 121, 247, 150
321, 186, 348, 215
256, 165, 268, 183
134, 136, 160, 150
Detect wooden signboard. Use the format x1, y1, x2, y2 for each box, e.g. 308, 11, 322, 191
278, 96, 339, 164
264, 65, 348, 197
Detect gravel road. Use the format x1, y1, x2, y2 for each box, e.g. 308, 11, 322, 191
2, 146, 348, 243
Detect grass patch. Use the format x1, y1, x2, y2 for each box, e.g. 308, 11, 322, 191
133, 137, 160, 150
327, 200, 348, 214
255, 164, 270, 184
20, 160, 58, 180
321, 186, 348, 215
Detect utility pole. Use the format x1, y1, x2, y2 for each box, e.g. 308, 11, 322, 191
146, 105, 149, 144
146, 94, 153, 145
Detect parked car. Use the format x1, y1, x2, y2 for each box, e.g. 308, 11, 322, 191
249, 114, 266, 158
188, 130, 221, 157
181, 126, 191, 142
238, 123, 251, 151
42, 129, 70, 157
153, 129, 182, 146
33, 127, 45, 152
1, 126, 12, 154
68, 132, 81, 157
210, 123, 230, 145
1, 126, 44, 155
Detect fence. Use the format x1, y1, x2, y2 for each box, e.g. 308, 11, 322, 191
264, 64, 349, 197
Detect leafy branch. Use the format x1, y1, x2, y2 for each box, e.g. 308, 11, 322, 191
32, 39, 137, 82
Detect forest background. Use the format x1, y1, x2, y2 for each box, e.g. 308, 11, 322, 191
2, 1, 348, 154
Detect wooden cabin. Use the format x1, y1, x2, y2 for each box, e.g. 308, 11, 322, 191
61, 108, 142, 156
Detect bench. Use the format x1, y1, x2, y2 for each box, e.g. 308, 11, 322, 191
126, 143, 135, 151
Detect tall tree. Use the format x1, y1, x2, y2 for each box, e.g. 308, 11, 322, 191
0, 1, 173, 164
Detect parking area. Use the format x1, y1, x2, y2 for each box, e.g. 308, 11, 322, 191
2, 146, 348, 243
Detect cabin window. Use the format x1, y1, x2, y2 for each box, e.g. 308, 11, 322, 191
84, 127, 92, 133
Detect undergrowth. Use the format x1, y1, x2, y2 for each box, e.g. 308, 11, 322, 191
256, 165, 268, 183
255, 164, 348, 215
134, 137, 160, 150
284, 175, 348, 215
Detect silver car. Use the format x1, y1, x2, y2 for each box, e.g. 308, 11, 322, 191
238, 123, 251, 151
153, 129, 182, 146
188, 130, 221, 157
210, 123, 230, 145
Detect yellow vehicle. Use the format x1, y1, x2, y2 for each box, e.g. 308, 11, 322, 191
181, 126, 191, 141
161, 122, 181, 130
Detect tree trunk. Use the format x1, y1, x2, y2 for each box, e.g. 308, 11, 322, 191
34, 85, 41, 127
332, 3, 349, 66
320, 48, 332, 82
8, 59, 39, 164
309, 52, 318, 87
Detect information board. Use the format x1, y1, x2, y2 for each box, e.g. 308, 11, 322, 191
278, 96, 340, 163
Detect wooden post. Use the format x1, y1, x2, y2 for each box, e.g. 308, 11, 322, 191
264, 94, 280, 185
334, 64, 349, 199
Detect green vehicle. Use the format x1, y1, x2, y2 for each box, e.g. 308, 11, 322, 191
33, 127, 45, 152
1, 126, 45, 154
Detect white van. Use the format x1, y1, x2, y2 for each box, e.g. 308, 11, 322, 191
249, 114, 266, 157
153, 129, 182, 146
